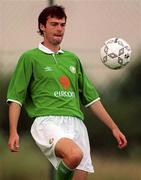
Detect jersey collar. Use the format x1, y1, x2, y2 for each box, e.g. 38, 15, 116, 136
38, 43, 64, 54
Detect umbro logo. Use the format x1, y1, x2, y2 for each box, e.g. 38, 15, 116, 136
44, 66, 53, 72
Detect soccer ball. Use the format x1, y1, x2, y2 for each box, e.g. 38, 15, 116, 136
100, 37, 131, 70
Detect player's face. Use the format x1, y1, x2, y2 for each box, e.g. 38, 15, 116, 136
41, 17, 66, 46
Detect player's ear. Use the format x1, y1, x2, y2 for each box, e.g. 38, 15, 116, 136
40, 24, 46, 32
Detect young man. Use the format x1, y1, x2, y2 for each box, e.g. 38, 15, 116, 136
7, 5, 127, 180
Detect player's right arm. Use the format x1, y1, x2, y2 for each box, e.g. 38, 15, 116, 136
8, 102, 21, 152
7, 52, 33, 152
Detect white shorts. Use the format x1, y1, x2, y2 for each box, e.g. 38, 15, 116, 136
30, 116, 94, 173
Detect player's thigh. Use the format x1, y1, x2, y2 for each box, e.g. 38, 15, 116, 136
73, 170, 88, 180
55, 137, 83, 160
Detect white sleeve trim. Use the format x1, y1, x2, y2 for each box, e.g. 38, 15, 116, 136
6, 99, 22, 107
85, 97, 100, 108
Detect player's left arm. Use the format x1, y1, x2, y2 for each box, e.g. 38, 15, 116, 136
89, 100, 127, 149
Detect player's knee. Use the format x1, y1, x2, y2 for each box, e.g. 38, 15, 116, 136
68, 148, 83, 169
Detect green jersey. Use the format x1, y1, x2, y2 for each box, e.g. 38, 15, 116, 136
7, 43, 100, 120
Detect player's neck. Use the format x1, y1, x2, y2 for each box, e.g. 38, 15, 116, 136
43, 41, 60, 53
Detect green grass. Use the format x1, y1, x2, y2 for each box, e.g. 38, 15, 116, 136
1, 136, 141, 180
89, 155, 141, 180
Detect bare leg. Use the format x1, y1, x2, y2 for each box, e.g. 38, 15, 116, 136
55, 137, 83, 169
72, 170, 88, 180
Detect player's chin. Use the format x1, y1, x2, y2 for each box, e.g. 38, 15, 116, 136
53, 36, 63, 43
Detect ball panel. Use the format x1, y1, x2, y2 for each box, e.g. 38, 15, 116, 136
100, 37, 131, 70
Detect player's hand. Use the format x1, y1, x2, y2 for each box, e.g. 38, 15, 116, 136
112, 128, 127, 149
8, 133, 20, 152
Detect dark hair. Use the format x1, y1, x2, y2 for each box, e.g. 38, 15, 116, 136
38, 5, 67, 36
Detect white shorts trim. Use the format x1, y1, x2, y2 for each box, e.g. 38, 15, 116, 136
30, 116, 94, 173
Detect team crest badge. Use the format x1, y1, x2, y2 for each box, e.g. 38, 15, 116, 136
70, 66, 76, 73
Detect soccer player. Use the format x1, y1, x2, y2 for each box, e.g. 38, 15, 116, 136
7, 5, 127, 180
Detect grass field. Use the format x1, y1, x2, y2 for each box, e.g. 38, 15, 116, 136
0, 135, 141, 180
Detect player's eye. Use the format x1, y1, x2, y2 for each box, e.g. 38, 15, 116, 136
61, 23, 66, 27
51, 22, 58, 26
50, 22, 66, 27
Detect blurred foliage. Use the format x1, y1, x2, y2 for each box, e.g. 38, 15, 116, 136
93, 53, 141, 156
1, 53, 141, 158
82, 53, 141, 157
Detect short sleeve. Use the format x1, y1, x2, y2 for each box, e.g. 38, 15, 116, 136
78, 60, 100, 107
7, 53, 33, 106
